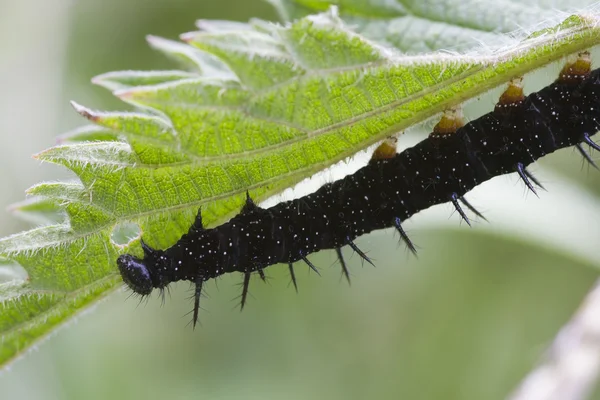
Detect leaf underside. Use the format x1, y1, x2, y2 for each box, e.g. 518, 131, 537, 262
3, 0, 600, 367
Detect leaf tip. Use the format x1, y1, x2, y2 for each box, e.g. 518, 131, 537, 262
113, 88, 134, 100
179, 32, 197, 43
145, 34, 161, 46
31, 150, 43, 161
5, 201, 17, 213
90, 73, 108, 87
70, 101, 99, 122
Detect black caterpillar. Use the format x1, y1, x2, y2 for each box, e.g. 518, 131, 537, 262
117, 55, 600, 327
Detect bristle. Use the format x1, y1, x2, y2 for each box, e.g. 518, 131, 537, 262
257, 268, 266, 282
583, 132, 600, 152
140, 239, 155, 257
524, 168, 545, 191
301, 254, 321, 275
288, 263, 298, 292
191, 276, 203, 329
346, 239, 375, 267
576, 144, 598, 169
240, 191, 259, 214
393, 217, 417, 256
459, 197, 487, 222
240, 272, 251, 310
516, 162, 539, 197
335, 248, 351, 285
450, 193, 471, 227
187, 208, 204, 235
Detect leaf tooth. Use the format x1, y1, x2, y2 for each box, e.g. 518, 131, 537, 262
66, 104, 190, 165
7, 197, 67, 226
33, 142, 135, 168
179, 31, 198, 43
113, 77, 247, 108
280, 8, 391, 70
195, 19, 253, 33
182, 29, 305, 90
147, 35, 236, 79
56, 125, 119, 144
0, 280, 31, 303
70, 102, 176, 142
70, 101, 99, 122
26, 181, 86, 200
91, 70, 199, 92
0, 224, 74, 257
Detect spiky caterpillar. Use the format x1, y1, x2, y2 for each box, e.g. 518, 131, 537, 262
117, 55, 600, 327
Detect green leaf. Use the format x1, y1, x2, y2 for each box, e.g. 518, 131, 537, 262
267, 0, 577, 52
91, 70, 199, 92
0, 276, 120, 364
3, 2, 600, 367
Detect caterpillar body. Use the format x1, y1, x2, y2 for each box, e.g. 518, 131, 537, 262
117, 55, 600, 327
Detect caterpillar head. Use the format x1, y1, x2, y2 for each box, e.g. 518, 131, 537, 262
117, 240, 169, 296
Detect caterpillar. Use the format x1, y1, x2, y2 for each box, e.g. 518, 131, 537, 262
117, 54, 600, 327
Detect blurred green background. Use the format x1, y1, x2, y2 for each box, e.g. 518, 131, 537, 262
1, 0, 600, 399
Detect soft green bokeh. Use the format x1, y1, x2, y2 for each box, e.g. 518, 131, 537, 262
1, 0, 600, 399
2, 230, 600, 400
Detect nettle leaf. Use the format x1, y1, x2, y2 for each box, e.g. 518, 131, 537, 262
267, 0, 590, 52
2, 2, 600, 367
